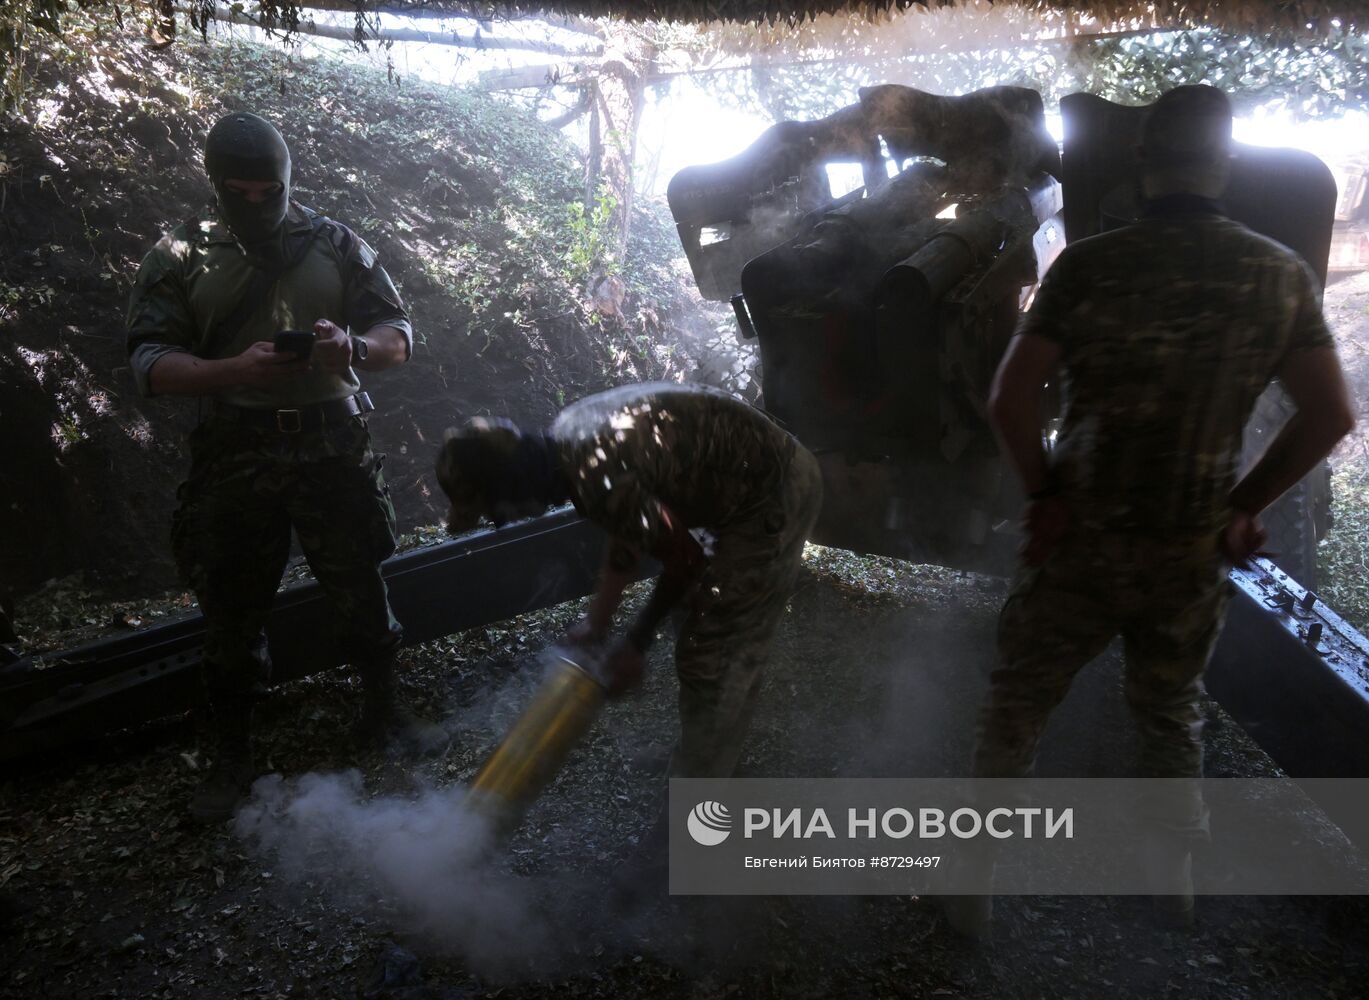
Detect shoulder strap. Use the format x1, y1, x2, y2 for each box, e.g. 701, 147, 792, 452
285, 210, 334, 267
207, 214, 332, 349
208, 266, 277, 350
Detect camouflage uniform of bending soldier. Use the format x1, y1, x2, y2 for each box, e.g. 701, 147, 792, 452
555, 384, 823, 777
948, 86, 1354, 938
436, 383, 823, 779
127, 111, 442, 823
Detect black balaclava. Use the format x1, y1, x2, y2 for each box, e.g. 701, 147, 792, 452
203, 112, 292, 257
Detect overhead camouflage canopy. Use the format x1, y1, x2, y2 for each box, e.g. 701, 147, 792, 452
304, 0, 1358, 33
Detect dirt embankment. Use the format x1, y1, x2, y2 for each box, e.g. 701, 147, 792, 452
0, 17, 726, 603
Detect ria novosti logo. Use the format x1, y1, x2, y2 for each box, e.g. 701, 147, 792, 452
686, 801, 732, 846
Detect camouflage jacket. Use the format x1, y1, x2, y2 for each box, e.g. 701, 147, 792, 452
125, 203, 412, 408
1022, 211, 1333, 533
552, 383, 799, 551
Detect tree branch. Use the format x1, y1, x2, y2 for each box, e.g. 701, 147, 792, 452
185, 3, 603, 54
276, 0, 604, 37
543, 85, 592, 127
474, 61, 590, 89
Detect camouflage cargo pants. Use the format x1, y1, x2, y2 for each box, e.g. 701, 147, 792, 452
171, 414, 403, 700
670, 445, 824, 779
974, 527, 1231, 836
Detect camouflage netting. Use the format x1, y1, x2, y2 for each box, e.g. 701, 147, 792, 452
6, 0, 1364, 34
317, 0, 1360, 32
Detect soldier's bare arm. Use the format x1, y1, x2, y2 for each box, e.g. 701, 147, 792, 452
615, 511, 706, 697
1229, 346, 1355, 522
626, 511, 707, 652
989, 332, 1063, 497
354, 324, 409, 370
146, 342, 309, 396
311, 320, 408, 374
989, 332, 1068, 566
567, 508, 706, 695
572, 539, 642, 643
574, 509, 706, 641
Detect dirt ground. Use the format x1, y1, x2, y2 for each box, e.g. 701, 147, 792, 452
4, 552, 1368, 1000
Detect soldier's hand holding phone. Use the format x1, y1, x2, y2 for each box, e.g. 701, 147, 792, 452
237, 340, 310, 386
311, 318, 352, 373
272, 329, 315, 359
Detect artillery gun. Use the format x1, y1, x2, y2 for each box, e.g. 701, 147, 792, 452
667, 84, 1336, 585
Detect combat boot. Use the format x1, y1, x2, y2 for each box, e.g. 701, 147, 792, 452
940, 840, 997, 942
941, 894, 994, 942
189, 699, 256, 824
1142, 836, 1195, 930
0, 889, 33, 932
610, 804, 671, 911
356, 653, 449, 756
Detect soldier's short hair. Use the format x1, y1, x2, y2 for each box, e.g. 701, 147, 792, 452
436, 417, 523, 505
1140, 85, 1233, 199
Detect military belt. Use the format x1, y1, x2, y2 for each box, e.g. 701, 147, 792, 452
210, 392, 375, 433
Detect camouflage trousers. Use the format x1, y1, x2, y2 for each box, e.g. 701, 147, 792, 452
171, 414, 403, 701
670, 445, 824, 779
973, 526, 1231, 837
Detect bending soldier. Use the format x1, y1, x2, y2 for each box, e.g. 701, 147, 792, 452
126, 111, 444, 823
435, 382, 823, 781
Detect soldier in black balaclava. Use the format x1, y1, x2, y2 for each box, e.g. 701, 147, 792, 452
203, 111, 294, 266
127, 111, 447, 824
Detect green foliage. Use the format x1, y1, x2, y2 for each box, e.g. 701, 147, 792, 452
0, 282, 56, 322
1319, 462, 1369, 635
565, 182, 620, 283
711, 26, 1369, 123
1074, 28, 1369, 117
54, 414, 82, 448
1, 0, 54, 109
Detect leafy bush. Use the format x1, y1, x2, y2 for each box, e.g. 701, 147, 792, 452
1319, 462, 1369, 634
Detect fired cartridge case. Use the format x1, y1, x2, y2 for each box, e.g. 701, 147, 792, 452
467, 653, 606, 831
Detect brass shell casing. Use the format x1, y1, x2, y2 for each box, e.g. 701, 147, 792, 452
467, 654, 606, 829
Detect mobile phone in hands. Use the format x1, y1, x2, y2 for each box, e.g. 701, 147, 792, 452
273, 329, 316, 360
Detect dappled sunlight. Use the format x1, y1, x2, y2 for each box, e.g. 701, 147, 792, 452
31, 97, 64, 129
15, 345, 115, 454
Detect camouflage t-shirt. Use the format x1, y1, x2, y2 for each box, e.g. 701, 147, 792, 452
552, 383, 796, 551
1022, 213, 1333, 532
125, 203, 411, 407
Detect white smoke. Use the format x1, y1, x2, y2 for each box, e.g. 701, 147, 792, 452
231, 647, 615, 976
233, 769, 549, 974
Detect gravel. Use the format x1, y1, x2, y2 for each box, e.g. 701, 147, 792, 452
3, 546, 1368, 999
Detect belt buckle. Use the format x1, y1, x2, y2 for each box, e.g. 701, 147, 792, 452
276, 409, 303, 433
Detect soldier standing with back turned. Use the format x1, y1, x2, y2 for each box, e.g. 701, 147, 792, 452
126, 112, 445, 823
947, 85, 1355, 937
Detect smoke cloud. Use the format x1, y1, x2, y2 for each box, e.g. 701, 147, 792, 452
233, 769, 559, 975
231, 649, 597, 976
